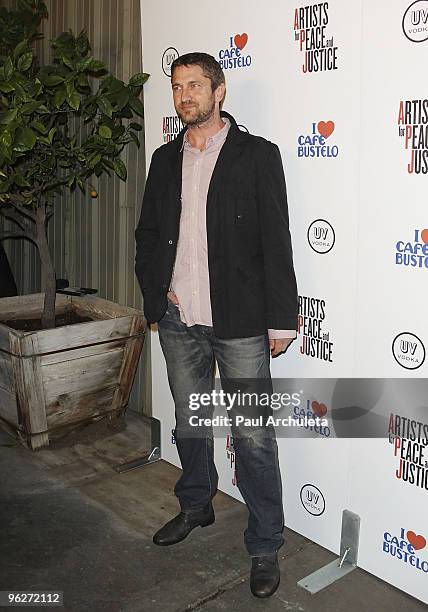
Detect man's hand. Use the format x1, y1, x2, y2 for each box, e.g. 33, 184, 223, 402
269, 337, 294, 357
167, 291, 179, 304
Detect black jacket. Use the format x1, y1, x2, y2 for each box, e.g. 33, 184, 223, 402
135, 110, 298, 339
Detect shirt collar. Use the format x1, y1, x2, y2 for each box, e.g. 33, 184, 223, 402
180, 117, 231, 152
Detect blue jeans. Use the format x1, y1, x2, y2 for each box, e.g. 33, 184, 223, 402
157, 302, 285, 556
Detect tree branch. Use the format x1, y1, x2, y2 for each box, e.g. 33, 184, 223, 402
8, 201, 37, 222
0, 207, 36, 239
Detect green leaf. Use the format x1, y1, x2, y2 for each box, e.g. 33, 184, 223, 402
98, 124, 112, 139
77, 73, 90, 88
129, 131, 140, 148
128, 96, 144, 117
14, 174, 30, 187
115, 88, 129, 110
88, 153, 101, 168
113, 157, 127, 181
129, 72, 150, 87
87, 59, 105, 73
13, 41, 29, 60
62, 56, 75, 70
48, 128, 56, 143
96, 96, 113, 118
14, 126, 36, 151
17, 52, 33, 72
54, 86, 67, 109
130, 122, 142, 131
0, 109, 18, 125
44, 75, 64, 87
67, 91, 80, 110
4, 58, 14, 81
31, 121, 48, 134
0, 82, 15, 93
0, 130, 12, 160
20, 101, 43, 114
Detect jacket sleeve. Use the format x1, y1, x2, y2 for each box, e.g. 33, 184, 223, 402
256, 142, 298, 330
135, 148, 161, 293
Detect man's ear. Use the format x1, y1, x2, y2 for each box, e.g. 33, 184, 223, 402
215, 83, 226, 104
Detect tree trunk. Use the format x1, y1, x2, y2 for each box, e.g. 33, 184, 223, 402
35, 205, 56, 329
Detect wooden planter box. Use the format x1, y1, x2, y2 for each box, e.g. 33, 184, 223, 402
0, 293, 146, 450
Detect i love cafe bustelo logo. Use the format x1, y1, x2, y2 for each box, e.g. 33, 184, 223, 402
218, 33, 252, 70
383, 527, 428, 573
297, 120, 338, 158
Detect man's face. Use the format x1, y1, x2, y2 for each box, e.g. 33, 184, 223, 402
171, 64, 223, 126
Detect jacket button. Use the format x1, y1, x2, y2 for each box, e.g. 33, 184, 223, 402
162, 284, 167, 289
168, 240, 173, 245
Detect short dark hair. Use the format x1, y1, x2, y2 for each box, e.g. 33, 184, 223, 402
171, 52, 225, 91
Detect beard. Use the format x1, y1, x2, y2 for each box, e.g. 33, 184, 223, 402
177, 98, 215, 126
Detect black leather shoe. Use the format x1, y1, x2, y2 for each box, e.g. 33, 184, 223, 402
153, 503, 215, 546
250, 552, 280, 598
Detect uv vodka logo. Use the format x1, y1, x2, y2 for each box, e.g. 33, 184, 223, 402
300, 484, 325, 516
308, 219, 335, 254
162, 47, 179, 77
392, 332, 426, 370
403, 1, 428, 43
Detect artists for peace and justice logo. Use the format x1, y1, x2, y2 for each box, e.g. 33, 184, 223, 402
383, 527, 428, 573
388, 411, 428, 492
293, 2, 339, 73
392, 332, 426, 370
402, 1, 428, 43
218, 33, 252, 70
162, 115, 184, 143
395, 229, 428, 268
226, 434, 237, 486
397, 99, 428, 174
307, 219, 335, 254
162, 47, 179, 77
298, 294, 333, 362
300, 484, 326, 516
297, 121, 338, 158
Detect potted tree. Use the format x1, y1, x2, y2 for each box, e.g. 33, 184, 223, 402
0, 4, 149, 449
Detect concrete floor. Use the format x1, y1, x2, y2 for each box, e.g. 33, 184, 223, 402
0, 415, 426, 612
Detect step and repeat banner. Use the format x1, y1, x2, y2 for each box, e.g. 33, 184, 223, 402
140, 0, 428, 603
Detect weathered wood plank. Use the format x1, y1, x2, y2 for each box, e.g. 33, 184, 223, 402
0, 352, 14, 392
42, 347, 124, 402
10, 334, 49, 447
40, 338, 126, 366
45, 384, 118, 428
33, 316, 135, 355
71, 295, 144, 318
111, 315, 146, 411
0, 386, 18, 426
0, 293, 70, 320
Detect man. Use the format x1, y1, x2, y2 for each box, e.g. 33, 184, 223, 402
135, 52, 298, 598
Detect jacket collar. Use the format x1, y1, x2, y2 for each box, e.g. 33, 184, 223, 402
173, 109, 246, 154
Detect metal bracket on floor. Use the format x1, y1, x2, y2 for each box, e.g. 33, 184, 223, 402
297, 509, 360, 595
114, 416, 161, 474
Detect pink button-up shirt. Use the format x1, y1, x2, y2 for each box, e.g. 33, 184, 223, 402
170, 118, 296, 340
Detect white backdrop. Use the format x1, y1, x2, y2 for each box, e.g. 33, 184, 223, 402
140, 0, 428, 603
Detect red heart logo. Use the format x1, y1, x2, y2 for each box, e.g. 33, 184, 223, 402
407, 531, 427, 551
311, 401, 327, 417
317, 121, 335, 139
234, 33, 248, 50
